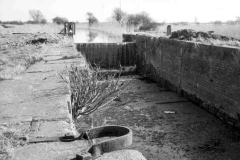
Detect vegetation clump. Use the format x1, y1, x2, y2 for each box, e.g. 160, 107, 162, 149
52, 16, 69, 25
127, 12, 158, 31
170, 29, 240, 41
60, 63, 129, 122
28, 9, 47, 24
111, 8, 127, 25
0, 130, 26, 160
169, 29, 240, 47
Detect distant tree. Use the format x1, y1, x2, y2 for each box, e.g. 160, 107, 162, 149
86, 12, 98, 26
40, 18, 47, 24
226, 20, 235, 25
127, 14, 139, 27
2, 20, 23, 25
135, 12, 152, 24
179, 21, 190, 25
139, 22, 158, 31
29, 9, 44, 23
194, 17, 200, 25
213, 20, 222, 25
26, 20, 39, 24
111, 8, 127, 24
52, 16, 68, 24
127, 12, 157, 31
235, 16, 240, 24
127, 12, 152, 26
172, 22, 179, 25
194, 17, 198, 24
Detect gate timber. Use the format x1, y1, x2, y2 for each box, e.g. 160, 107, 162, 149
76, 42, 136, 68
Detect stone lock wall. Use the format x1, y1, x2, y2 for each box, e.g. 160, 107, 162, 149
123, 34, 240, 128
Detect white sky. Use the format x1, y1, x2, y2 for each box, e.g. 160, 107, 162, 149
0, 0, 239, 23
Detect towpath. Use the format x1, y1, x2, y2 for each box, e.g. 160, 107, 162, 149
0, 43, 89, 159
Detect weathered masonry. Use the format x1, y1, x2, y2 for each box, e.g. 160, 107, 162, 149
75, 34, 240, 128
123, 34, 240, 128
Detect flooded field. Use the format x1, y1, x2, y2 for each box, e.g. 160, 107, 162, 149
76, 75, 240, 160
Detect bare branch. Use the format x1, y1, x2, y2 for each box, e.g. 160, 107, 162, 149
65, 63, 130, 121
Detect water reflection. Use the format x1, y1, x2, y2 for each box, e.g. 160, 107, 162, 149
74, 29, 122, 43
88, 31, 98, 42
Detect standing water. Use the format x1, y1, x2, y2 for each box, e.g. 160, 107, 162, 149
74, 29, 122, 43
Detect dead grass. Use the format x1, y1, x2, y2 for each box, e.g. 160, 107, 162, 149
156, 24, 240, 39
0, 130, 26, 160
199, 38, 240, 47
0, 24, 71, 80
0, 23, 63, 34
0, 45, 45, 80
61, 51, 81, 60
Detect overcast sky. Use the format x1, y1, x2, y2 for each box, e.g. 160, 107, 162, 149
0, 0, 239, 23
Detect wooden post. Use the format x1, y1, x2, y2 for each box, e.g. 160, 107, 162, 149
73, 23, 76, 35
167, 25, 171, 36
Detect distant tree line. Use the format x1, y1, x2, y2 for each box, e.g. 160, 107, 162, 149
84, 8, 159, 31
210, 17, 240, 25
0, 20, 24, 25
110, 8, 159, 31
168, 16, 240, 26
1, 8, 240, 29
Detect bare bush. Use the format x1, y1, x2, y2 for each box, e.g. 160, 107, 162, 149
235, 16, 240, 25
127, 12, 157, 31
213, 20, 222, 26
29, 9, 44, 23
52, 16, 68, 25
111, 8, 127, 24
139, 22, 158, 31
60, 63, 129, 122
40, 18, 47, 24
227, 20, 235, 25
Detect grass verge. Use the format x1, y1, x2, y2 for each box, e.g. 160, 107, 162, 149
0, 45, 44, 80
0, 25, 72, 80
0, 130, 26, 160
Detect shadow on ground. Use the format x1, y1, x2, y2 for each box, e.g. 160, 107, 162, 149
76, 75, 240, 160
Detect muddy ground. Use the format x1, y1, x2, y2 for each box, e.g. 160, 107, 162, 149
76, 75, 240, 160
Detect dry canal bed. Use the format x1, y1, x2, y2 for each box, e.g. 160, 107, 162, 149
76, 75, 240, 160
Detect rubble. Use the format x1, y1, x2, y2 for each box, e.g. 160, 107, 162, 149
169, 29, 240, 42
0, 33, 71, 49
